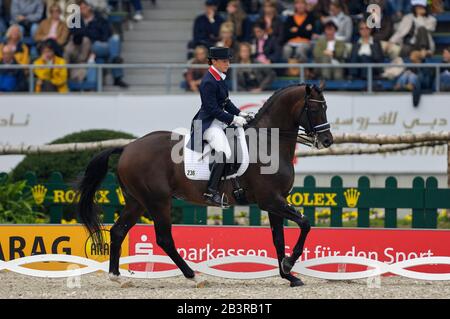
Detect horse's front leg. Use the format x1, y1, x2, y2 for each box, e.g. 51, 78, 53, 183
261, 196, 311, 276
268, 213, 304, 287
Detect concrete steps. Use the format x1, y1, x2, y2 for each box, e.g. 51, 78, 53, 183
120, 0, 203, 92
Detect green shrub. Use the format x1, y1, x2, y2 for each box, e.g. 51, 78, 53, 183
11, 129, 136, 182
0, 174, 45, 223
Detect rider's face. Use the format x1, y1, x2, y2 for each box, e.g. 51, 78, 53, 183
213, 59, 230, 73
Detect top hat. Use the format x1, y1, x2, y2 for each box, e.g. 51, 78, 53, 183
208, 47, 232, 60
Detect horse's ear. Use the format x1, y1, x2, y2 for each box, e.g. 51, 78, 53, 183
305, 84, 311, 96
319, 80, 326, 91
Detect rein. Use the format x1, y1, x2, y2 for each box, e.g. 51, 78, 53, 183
243, 84, 331, 148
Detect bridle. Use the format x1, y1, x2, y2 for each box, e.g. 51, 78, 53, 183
297, 87, 331, 147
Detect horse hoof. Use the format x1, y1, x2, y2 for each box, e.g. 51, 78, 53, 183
281, 257, 293, 275
108, 273, 121, 283
188, 274, 209, 288
290, 279, 304, 287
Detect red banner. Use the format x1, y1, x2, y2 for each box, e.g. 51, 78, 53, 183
128, 226, 450, 274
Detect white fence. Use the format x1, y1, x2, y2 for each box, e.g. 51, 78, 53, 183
1, 254, 449, 281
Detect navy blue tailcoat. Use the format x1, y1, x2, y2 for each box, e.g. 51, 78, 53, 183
187, 67, 241, 152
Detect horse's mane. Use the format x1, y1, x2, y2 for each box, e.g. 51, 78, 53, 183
250, 83, 306, 124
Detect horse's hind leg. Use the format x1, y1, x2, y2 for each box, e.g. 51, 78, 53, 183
109, 197, 143, 277
146, 200, 196, 279
268, 213, 304, 287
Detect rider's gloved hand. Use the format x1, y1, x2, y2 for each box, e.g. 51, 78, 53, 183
239, 111, 255, 120
232, 115, 248, 127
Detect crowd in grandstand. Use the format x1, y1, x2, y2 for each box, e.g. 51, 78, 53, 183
0, 0, 449, 100
0, 0, 154, 92
186, 0, 450, 105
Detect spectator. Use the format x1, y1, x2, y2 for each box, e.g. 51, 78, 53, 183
64, 31, 97, 86
281, 0, 314, 62
78, 0, 128, 88
0, 24, 30, 65
389, 0, 437, 58
33, 40, 68, 93
192, 0, 224, 49
34, 4, 69, 54
236, 42, 276, 92
10, 0, 44, 37
131, 0, 144, 21
44, 1, 71, 20
369, 0, 394, 42
309, 0, 331, 38
215, 21, 240, 61
0, 0, 6, 36
110, 0, 144, 21
394, 50, 433, 107
184, 45, 208, 92
313, 20, 345, 80
349, 20, 384, 79
226, 0, 252, 42
440, 47, 450, 91
0, 45, 27, 92
84, 0, 108, 14
241, 0, 262, 14
367, 0, 398, 60
251, 22, 282, 63
387, 0, 411, 21
311, 0, 332, 20
323, 0, 353, 42
257, 0, 284, 44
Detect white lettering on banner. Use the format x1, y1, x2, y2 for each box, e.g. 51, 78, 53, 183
384, 248, 434, 263
177, 244, 268, 261
0, 94, 449, 173
300, 246, 435, 264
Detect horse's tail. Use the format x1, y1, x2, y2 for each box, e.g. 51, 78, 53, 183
77, 147, 123, 244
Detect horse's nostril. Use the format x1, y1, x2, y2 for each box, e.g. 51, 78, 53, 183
323, 139, 331, 147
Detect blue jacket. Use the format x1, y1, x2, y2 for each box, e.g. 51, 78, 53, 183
188, 67, 241, 151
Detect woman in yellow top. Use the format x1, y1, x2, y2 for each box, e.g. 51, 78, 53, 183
33, 40, 68, 93
0, 24, 30, 65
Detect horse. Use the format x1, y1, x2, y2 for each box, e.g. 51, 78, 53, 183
77, 82, 333, 287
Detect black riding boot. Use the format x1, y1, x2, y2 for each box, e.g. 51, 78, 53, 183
204, 153, 228, 207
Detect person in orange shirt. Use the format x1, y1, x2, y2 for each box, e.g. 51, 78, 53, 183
281, 0, 315, 62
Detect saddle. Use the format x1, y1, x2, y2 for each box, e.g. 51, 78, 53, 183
183, 126, 250, 204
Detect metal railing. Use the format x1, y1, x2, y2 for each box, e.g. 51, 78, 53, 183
0, 62, 449, 94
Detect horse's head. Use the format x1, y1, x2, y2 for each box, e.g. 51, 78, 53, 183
298, 82, 333, 148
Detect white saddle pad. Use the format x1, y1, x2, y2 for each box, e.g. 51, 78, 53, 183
183, 127, 249, 180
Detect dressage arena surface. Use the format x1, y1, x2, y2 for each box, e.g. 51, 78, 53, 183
0, 272, 449, 299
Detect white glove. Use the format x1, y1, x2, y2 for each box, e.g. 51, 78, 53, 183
232, 115, 247, 127
239, 111, 255, 120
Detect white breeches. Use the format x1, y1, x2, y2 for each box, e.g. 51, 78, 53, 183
204, 119, 232, 159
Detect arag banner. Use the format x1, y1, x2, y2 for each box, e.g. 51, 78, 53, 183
0, 225, 129, 270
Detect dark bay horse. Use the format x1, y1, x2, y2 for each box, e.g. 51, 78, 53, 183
77, 83, 333, 287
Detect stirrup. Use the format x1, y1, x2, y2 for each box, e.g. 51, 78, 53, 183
203, 191, 230, 208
